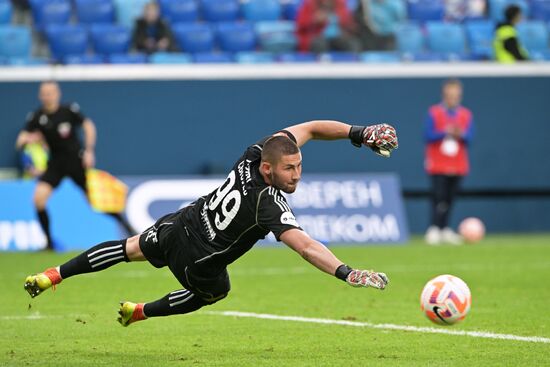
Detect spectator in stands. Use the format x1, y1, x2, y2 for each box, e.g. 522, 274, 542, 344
354, 0, 406, 51
444, 0, 486, 21
494, 4, 528, 63
424, 79, 474, 245
132, 2, 173, 54
296, 0, 360, 53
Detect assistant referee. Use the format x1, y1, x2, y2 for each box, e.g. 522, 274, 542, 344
15, 81, 134, 250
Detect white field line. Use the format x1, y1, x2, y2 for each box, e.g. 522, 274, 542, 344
205, 311, 550, 344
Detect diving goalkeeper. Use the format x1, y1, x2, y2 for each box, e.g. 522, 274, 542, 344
24, 120, 398, 326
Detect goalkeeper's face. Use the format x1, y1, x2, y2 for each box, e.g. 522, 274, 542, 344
269, 153, 302, 194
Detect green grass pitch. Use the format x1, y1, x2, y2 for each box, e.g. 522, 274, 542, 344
1, 235, 549, 366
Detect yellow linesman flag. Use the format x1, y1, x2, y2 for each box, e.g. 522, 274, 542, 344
86, 169, 128, 214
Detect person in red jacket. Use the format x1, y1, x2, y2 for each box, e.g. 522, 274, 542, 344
424, 79, 474, 245
296, 0, 360, 53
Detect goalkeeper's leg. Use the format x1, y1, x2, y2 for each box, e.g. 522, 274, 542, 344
118, 268, 230, 326
24, 235, 144, 298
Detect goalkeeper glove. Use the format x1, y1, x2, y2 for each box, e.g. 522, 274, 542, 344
335, 264, 389, 290
349, 123, 398, 157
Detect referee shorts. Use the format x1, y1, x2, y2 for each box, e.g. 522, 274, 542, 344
139, 212, 230, 304
39, 155, 87, 192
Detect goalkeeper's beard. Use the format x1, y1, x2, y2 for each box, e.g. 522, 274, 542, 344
270, 171, 298, 194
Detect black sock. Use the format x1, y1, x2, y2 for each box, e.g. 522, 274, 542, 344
108, 213, 137, 236
37, 209, 53, 248
143, 289, 207, 317
59, 239, 129, 279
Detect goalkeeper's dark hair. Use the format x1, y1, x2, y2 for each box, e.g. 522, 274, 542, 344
261, 135, 300, 164
504, 4, 521, 23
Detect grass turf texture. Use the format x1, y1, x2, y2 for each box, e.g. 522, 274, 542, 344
1, 235, 549, 366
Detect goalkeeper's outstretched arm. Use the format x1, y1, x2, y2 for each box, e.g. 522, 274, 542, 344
281, 120, 398, 157
280, 229, 389, 290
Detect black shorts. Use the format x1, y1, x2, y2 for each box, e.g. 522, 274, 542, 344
39, 154, 86, 191
139, 212, 230, 303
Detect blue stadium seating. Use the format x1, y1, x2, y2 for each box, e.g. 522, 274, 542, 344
8, 57, 48, 65
150, 52, 192, 63
172, 22, 215, 53
360, 51, 401, 63
192, 52, 234, 62
517, 21, 549, 52
0, 0, 12, 24
242, 0, 281, 21
29, 0, 71, 30
90, 24, 131, 55
465, 20, 495, 60
255, 21, 296, 53
277, 52, 316, 62
403, 52, 444, 62
0, 26, 32, 58
319, 52, 358, 62
75, 0, 115, 25
108, 53, 147, 63
281, 0, 301, 20
201, 0, 240, 22
235, 51, 274, 63
407, 0, 445, 22
488, 0, 529, 22
216, 22, 256, 52
113, 0, 149, 28
426, 22, 466, 54
46, 24, 89, 61
159, 0, 199, 23
531, 0, 550, 21
64, 54, 105, 64
395, 23, 424, 53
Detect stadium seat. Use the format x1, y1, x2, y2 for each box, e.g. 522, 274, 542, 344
360, 51, 401, 63
465, 20, 495, 60
216, 22, 256, 52
108, 53, 148, 63
192, 52, 234, 62
255, 21, 296, 53
235, 51, 274, 63
75, 0, 115, 25
488, 0, 529, 22
29, 0, 71, 30
45, 24, 89, 61
0, 25, 32, 58
150, 52, 192, 63
346, 0, 358, 11
172, 22, 215, 53
395, 23, 424, 53
201, 0, 240, 22
242, 0, 281, 21
63, 54, 105, 64
403, 52, 444, 62
0, 0, 12, 24
407, 0, 445, 22
319, 52, 358, 62
90, 24, 131, 55
8, 57, 49, 65
113, 0, 149, 28
517, 21, 549, 53
426, 22, 466, 55
159, 0, 199, 23
531, 0, 550, 21
277, 52, 316, 62
281, 0, 301, 20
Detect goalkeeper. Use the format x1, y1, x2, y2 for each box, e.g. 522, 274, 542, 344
24, 120, 398, 326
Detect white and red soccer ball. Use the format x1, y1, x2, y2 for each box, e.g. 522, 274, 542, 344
459, 217, 485, 243
420, 274, 472, 325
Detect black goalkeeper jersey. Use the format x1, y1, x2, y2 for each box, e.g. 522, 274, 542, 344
177, 131, 302, 270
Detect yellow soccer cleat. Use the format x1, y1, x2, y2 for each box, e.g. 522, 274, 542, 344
117, 302, 147, 327
24, 268, 62, 298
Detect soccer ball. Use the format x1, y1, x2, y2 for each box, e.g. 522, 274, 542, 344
459, 217, 485, 243
420, 274, 472, 325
